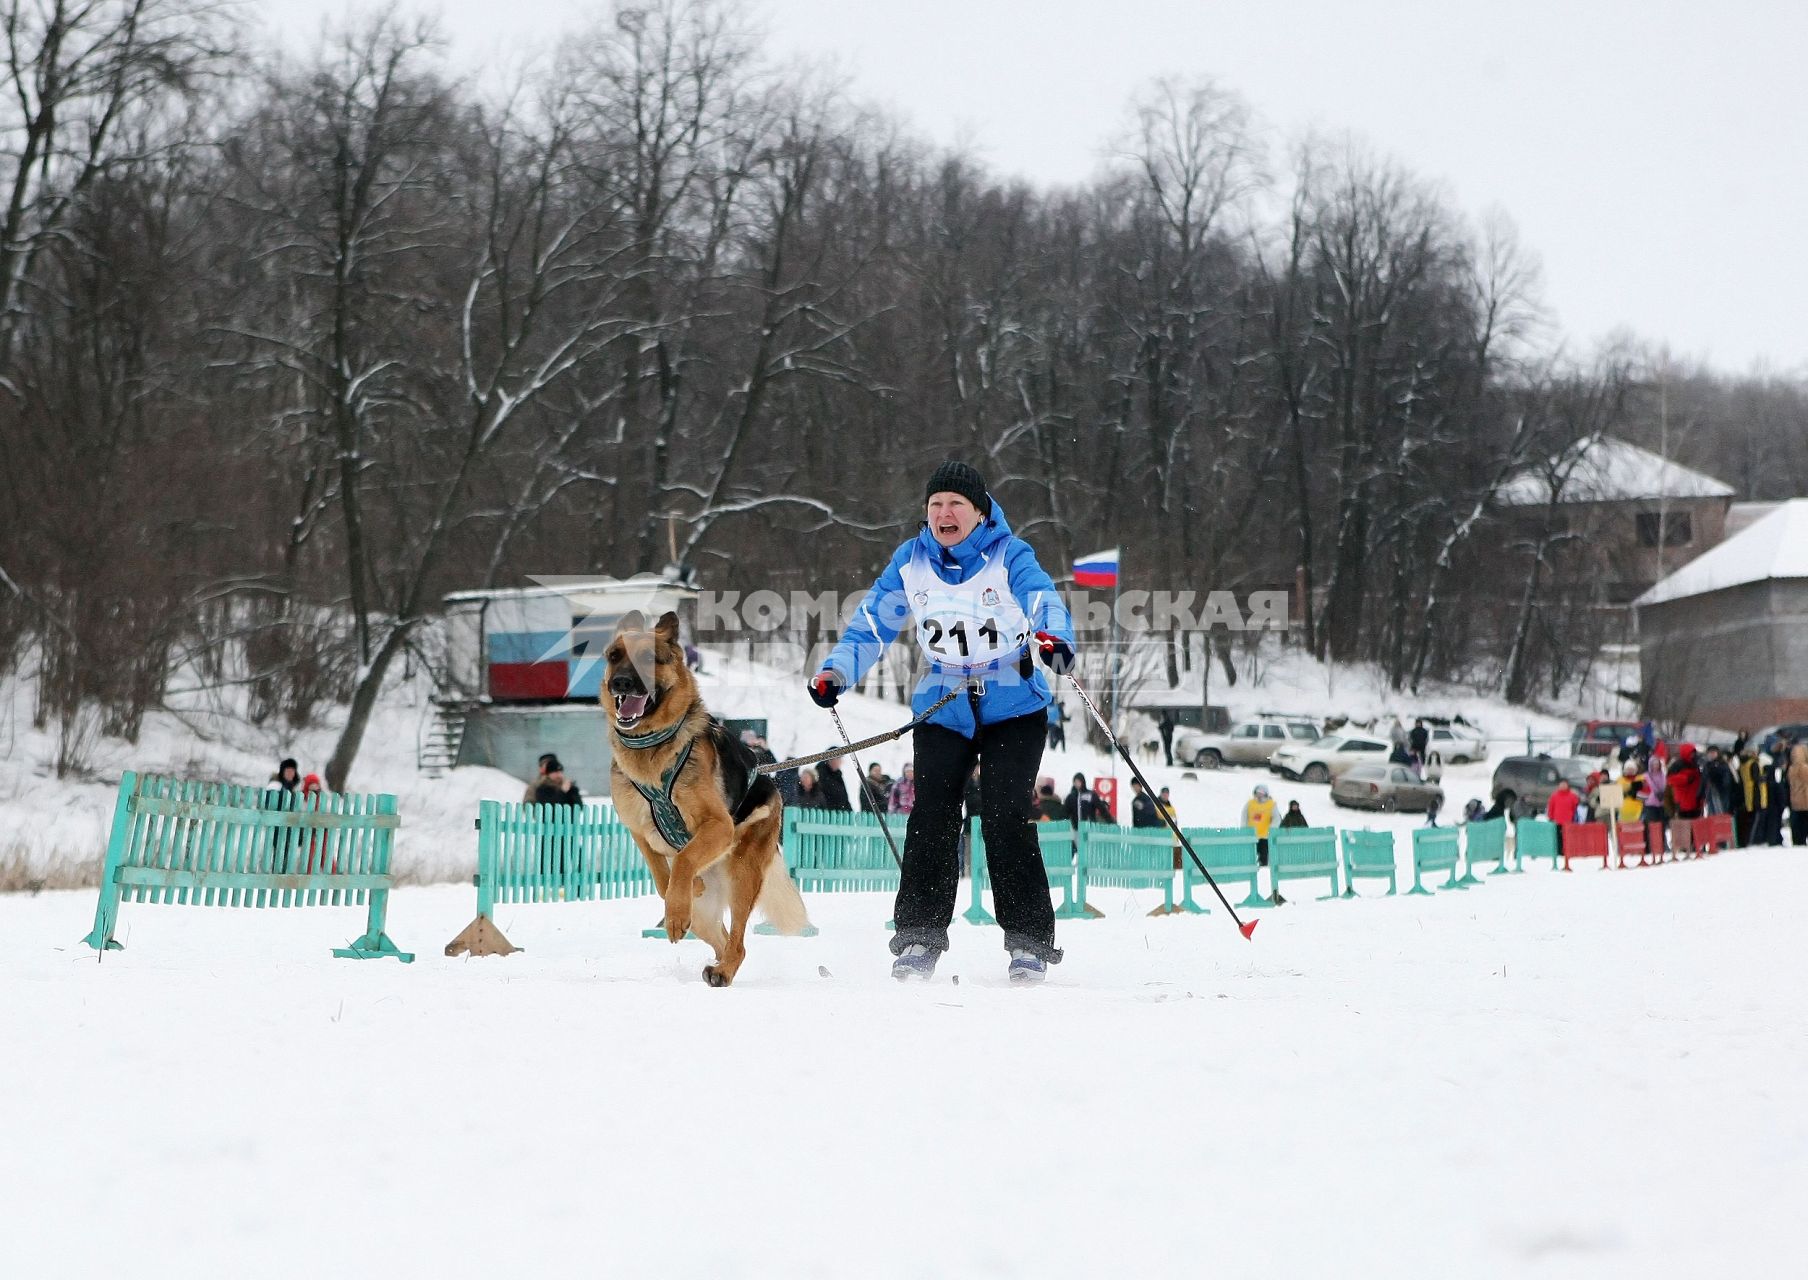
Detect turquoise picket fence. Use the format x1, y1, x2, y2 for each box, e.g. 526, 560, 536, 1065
1270, 827, 1341, 900
1082, 827, 1180, 915
1462, 818, 1510, 882
782, 807, 903, 894
1340, 829, 1398, 897
1178, 827, 1268, 912
83, 771, 411, 961
969, 822, 1188, 923
1409, 827, 1463, 895
1037, 823, 1098, 919
1514, 818, 1561, 870
446, 799, 656, 954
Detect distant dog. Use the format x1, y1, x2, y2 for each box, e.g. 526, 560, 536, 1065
604, 610, 809, 985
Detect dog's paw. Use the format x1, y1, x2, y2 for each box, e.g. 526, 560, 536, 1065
702, 964, 732, 988
662, 898, 691, 942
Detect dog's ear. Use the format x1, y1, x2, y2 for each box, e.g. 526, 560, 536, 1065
613, 609, 647, 639
654, 611, 680, 644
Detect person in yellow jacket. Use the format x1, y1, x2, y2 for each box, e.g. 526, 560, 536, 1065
1158, 786, 1181, 870
1619, 762, 1646, 825
1244, 784, 1277, 866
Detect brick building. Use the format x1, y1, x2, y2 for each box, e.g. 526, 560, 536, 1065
1498, 434, 1736, 609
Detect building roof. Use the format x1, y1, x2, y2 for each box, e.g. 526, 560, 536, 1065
1497, 434, 1736, 507
1726, 500, 1781, 539
442, 574, 696, 607
1635, 498, 1808, 607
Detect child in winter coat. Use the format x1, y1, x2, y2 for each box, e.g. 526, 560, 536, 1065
887, 763, 917, 815
1641, 759, 1667, 825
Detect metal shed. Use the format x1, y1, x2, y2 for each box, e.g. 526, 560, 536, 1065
422, 575, 697, 791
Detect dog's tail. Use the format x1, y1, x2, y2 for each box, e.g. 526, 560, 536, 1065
757, 846, 812, 936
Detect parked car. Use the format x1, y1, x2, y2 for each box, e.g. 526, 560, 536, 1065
1570, 719, 1644, 758
1426, 724, 1488, 765
1332, 763, 1445, 813
1750, 723, 1808, 755
1270, 734, 1391, 784
1173, 716, 1322, 769
1490, 755, 1594, 818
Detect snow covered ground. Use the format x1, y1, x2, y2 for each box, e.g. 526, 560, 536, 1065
9, 848, 1808, 1279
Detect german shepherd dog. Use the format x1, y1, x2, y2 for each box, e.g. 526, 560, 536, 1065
603, 611, 810, 985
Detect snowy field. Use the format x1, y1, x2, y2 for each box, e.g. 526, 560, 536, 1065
9, 849, 1808, 1279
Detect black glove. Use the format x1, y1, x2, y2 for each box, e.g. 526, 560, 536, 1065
807, 670, 845, 709
1034, 630, 1076, 676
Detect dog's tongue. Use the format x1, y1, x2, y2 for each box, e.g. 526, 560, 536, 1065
617, 693, 649, 722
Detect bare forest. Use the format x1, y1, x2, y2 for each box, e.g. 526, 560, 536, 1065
1, 0, 1804, 784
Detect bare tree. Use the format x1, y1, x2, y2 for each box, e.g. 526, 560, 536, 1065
671, 88, 896, 571
0, 0, 231, 377
320, 58, 645, 788
565, 0, 763, 574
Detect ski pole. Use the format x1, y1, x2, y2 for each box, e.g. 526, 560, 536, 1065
1061, 669, 1258, 940
829, 705, 905, 870
758, 686, 963, 776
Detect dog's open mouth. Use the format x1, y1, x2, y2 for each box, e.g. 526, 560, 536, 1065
614, 691, 653, 728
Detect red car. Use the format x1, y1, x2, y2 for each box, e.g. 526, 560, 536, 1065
1570, 720, 1643, 758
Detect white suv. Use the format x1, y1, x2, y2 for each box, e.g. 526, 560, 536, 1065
1426, 724, 1488, 765
1174, 717, 1322, 769
1269, 734, 1392, 783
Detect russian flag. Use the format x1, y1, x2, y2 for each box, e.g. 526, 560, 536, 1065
1073, 547, 1120, 589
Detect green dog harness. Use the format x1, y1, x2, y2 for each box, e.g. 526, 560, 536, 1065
628, 735, 699, 850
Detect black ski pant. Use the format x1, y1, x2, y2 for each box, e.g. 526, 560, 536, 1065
891, 711, 1061, 962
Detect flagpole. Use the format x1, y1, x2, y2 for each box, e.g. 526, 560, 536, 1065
1108, 546, 1121, 743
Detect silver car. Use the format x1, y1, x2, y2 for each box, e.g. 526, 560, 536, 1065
1426, 724, 1488, 765
1175, 718, 1322, 769
1270, 734, 1392, 783
1332, 763, 1445, 813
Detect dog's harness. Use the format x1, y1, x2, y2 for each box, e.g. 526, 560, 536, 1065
616, 720, 681, 750
617, 716, 698, 850
627, 737, 697, 850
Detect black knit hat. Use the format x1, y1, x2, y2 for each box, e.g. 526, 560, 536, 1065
924, 460, 991, 517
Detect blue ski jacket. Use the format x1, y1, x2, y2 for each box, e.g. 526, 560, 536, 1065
821, 501, 1075, 739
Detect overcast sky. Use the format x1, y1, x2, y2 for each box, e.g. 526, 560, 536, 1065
267, 0, 1807, 376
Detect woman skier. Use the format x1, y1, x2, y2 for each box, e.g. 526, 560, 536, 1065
807, 461, 1077, 983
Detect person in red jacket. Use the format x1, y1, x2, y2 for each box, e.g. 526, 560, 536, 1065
1546, 778, 1581, 824
1667, 743, 1705, 819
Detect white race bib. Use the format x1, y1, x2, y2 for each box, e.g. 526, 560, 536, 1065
899, 545, 1030, 672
